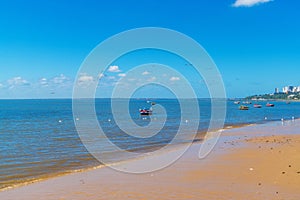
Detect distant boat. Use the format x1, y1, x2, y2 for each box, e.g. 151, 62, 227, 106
151, 102, 156, 105
239, 105, 249, 110
253, 104, 262, 108
234, 101, 240, 105
266, 103, 275, 107
139, 108, 152, 115
242, 101, 252, 104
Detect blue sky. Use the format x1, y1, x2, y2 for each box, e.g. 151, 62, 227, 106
0, 0, 299, 98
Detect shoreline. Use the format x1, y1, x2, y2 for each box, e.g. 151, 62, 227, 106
1, 118, 298, 192
0, 120, 279, 192
1, 119, 300, 199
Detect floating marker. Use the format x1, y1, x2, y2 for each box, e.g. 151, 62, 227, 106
185, 119, 189, 123
76, 118, 79, 121
58, 120, 62, 123
108, 119, 111, 122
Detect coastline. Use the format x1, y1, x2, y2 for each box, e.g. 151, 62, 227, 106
0, 120, 279, 192
1, 119, 300, 199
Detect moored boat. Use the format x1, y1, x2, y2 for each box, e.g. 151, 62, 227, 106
139, 108, 152, 115
239, 105, 249, 110
266, 103, 275, 107
253, 104, 262, 108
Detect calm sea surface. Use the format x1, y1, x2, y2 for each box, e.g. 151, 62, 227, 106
0, 99, 300, 190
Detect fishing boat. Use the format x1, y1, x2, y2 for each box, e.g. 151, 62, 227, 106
266, 103, 275, 107
139, 108, 152, 115
253, 104, 262, 108
239, 105, 249, 110
234, 101, 240, 105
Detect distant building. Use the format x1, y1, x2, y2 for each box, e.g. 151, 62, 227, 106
274, 88, 279, 94
288, 86, 294, 93
283, 86, 289, 93
292, 87, 298, 93
281, 85, 300, 93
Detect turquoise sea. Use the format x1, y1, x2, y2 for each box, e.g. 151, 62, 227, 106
0, 99, 300, 190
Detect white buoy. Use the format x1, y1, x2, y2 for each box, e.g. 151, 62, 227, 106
185, 119, 189, 123
58, 120, 62, 123
76, 118, 79, 121
264, 117, 267, 120
108, 119, 111, 122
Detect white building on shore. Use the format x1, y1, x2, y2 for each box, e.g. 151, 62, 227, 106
281, 85, 300, 93
282, 86, 289, 93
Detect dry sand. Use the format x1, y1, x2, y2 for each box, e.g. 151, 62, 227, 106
1, 120, 300, 200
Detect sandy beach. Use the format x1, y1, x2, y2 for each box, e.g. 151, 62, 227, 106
1, 120, 300, 200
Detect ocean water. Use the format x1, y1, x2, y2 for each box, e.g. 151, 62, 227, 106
0, 99, 300, 190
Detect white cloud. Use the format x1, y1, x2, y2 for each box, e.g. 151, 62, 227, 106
52, 74, 69, 84
170, 76, 180, 81
78, 75, 94, 82
142, 71, 150, 75
77, 74, 95, 86
108, 65, 121, 72
49, 74, 72, 89
7, 77, 30, 88
232, 0, 273, 7
118, 73, 126, 77
39, 78, 48, 86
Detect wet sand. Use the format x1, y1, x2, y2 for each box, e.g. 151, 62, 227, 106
1, 120, 300, 200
